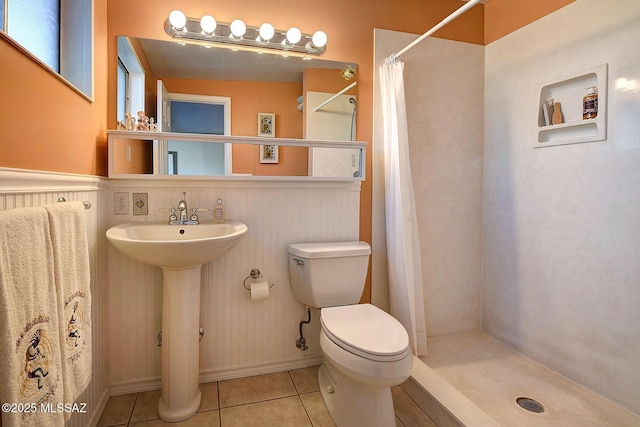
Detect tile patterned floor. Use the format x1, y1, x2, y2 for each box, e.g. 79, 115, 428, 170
98, 366, 436, 426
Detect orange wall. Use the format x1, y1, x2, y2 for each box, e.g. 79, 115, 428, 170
0, 0, 108, 176
113, 138, 154, 174
0, 0, 574, 302
485, 0, 575, 44
0, 0, 574, 177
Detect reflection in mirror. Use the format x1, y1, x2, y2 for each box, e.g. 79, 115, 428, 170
117, 36, 358, 177
109, 135, 365, 179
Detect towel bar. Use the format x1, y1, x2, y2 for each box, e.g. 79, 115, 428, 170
56, 197, 91, 210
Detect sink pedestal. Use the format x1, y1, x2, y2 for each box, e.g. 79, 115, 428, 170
105, 221, 248, 422
158, 266, 203, 422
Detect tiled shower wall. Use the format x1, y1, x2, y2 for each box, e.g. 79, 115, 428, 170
0, 169, 110, 426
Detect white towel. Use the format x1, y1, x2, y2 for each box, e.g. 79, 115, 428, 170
44, 202, 92, 413
0, 206, 65, 426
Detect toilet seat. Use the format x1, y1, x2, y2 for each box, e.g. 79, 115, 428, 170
321, 304, 410, 362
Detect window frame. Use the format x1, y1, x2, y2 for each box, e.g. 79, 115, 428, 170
0, 0, 94, 101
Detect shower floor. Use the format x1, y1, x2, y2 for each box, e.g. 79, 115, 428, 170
417, 331, 639, 426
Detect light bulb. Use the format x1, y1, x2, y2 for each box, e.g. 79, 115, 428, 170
230, 19, 247, 38
200, 15, 217, 35
286, 27, 302, 45
311, 31, 327, 48
258, 23, 275, 42
169, 10, 187, 31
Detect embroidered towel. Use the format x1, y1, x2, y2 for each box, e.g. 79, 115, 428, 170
44, 202, 92, 413
0, 206, 65, 426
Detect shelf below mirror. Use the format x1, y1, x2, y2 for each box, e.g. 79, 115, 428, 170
108, 130, 366, 180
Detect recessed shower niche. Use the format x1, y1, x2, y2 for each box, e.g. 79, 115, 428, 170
534, 64, 608, 148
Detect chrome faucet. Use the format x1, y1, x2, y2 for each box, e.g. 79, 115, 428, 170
177, 192, 188, 223
168, 192, 200, 225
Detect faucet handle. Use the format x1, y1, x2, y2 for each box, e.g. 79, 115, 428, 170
190, 207, 199, 222
169, 207, 178, 222
189, 207, 209, 222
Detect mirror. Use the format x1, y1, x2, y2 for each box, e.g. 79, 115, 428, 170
108, 133, 366, 179
117, 36, 358, 177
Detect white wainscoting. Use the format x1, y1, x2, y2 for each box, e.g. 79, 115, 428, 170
106, 178, 362, 394
0, 168, 110, 427
0, 169, 362, 417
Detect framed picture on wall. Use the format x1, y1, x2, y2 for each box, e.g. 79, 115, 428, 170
258, 112, 275, 137
259, 145, 279, 164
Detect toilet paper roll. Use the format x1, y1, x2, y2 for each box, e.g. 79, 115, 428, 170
297, 103, 303, 112
250, 281, 270, 302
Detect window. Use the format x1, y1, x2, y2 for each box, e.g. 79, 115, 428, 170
6, 0, 60, 71
1, 0, 93, 99
117, 58, 129, 123
116, 36, 145, 123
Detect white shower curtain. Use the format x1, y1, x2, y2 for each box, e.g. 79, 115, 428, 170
380, 59, 428, 356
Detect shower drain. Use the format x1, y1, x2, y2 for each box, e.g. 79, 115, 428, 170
516, 397, 545, 413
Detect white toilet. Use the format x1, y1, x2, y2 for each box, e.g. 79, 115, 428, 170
288, 241, 412, 427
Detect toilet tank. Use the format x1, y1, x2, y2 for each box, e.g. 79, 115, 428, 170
288, 241, 371, 308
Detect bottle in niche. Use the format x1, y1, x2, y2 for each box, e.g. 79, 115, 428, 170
583, 86, 598, 120
213, 198, 225, 223
552, 102, 563, 125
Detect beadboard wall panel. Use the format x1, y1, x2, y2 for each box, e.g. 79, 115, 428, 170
106, 179, 361, 392
0, 168, 109, 427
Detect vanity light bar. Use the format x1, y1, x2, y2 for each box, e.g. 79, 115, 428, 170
164, 13, 327, 55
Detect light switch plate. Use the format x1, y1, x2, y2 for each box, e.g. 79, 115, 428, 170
133, 193, 148, 215
114, 192, 129, 215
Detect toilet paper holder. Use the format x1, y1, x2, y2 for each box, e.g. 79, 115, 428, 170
243, 268, 276, 291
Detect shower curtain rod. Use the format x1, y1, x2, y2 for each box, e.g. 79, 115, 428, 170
389, 0, 483, 62
313, 81, 357, 112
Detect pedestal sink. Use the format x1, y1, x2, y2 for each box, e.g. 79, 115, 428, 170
106, 221, 247, 421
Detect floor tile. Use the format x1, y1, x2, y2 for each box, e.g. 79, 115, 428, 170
392, 386, 437, 427
220, 396, 311, 427
129, 410, 220, 426
299, 392, 335, 427
130, 390, 161, 422
199, 381, 219, 411
219, 371, 297, 408
290, 366, 320, 394
97, 368, 433, 426
97, 393, 137, 426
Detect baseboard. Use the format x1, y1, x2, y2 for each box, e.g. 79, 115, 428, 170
109, 356, 323, 396
199, 356, 323, 383
88, 388, 111, 427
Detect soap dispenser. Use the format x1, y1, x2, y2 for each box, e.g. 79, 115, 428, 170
213, 198, 225, 223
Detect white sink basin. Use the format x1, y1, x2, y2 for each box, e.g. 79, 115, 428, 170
106, 220, 248, 421
106, 221, 247, 269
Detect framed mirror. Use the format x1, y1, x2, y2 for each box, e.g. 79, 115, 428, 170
116, 36, 358, 177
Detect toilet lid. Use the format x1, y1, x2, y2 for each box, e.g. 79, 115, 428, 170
321, 304, 410, 362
